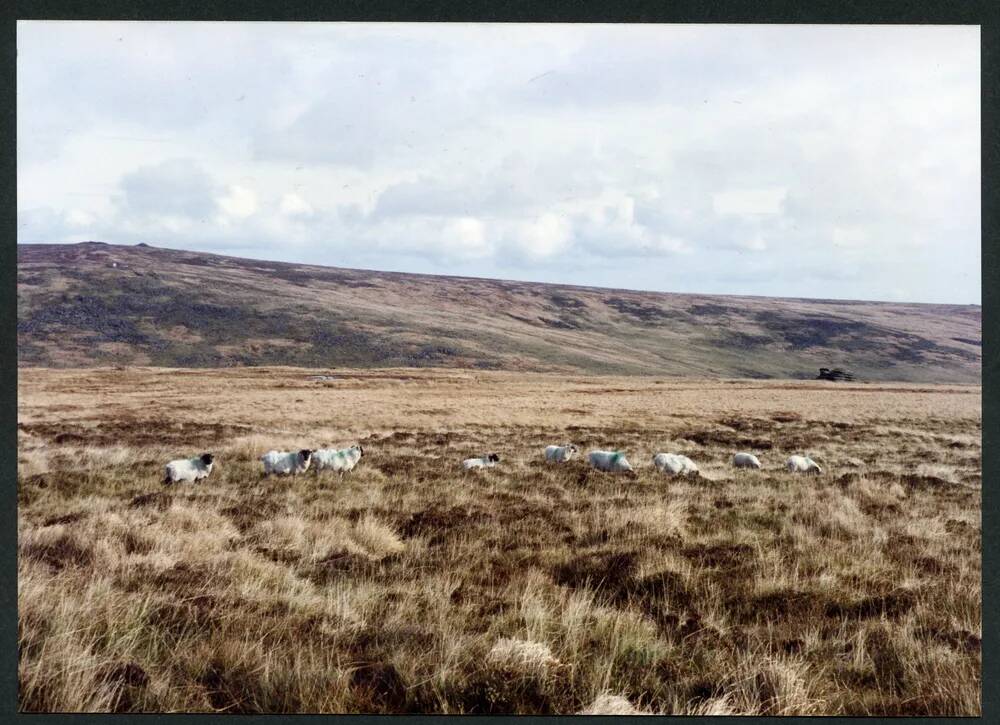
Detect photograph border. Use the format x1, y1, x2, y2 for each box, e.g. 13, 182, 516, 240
4, 1, 995, 722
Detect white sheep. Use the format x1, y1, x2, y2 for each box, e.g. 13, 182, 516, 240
463, 453, 500, 470
786, 454, 822, 474
732, 452, 762, 469
261, 449, 314, 477
588, 450, 635, 474
163, 453, 215, 485
545, 444, 578, 463
313, 445, 364, 475
652, 452, 699, 476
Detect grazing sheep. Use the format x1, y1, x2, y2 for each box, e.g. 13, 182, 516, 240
261, 449, 314, 477
652, 452, 699, 476
732, 452, 762, 470
463, 453, 500, 470
786, 454, 822, 474
163, 453, 214, 485
588, 450, 635, 474
545, 444, 578, 463
313, 445, 364, 475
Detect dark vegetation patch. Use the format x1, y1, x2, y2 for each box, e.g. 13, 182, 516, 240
719, 330, 773, 349
731, 589, 829, 622
681, 543, 756, 572
771, 411, 803, 423
198, 659, 259, 713
824, 590, 917, 620
129, 492, 173, 510
864, 625, 907, 693
753, 311, 874, 351
537, 316, 581, 330
19, 471, 93, 501
506, 313, 536, 325
41, 511, 86, 526
22, 532, 94, 571
257, 267, 380, 288
397, 505, 491, 545
548, 294, 585, 309
17, 273, 471, 369
150, 562, 215, 593
913, 620, 981, 654
550, 551, 639, 594
99, 661, 151, 713
945, 518, 978, 536
604, 297, 680, 323
99, 661, 149, 688
221, 497, 283, 532
20, 420, 251, 448
444, 668, 558, 715
679, 428, 773, 450
350, 662, 408, 713
688, 303, 736, 316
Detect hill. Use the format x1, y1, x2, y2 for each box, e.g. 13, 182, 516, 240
16, 242, 981, 382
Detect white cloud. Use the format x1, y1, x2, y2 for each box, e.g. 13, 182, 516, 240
713, 188, 787, 216
218, 185, 258, 219
279, 192, 314, 217
740, 233, 768, 252
441, 217, 491, 259
15, 22, 980, 303
515, 213, 572, 259
65, 209, 95, 227
831, 226, 868, 249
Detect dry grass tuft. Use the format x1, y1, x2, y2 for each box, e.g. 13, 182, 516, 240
487, 638, 560, 674
578, 692, 648, 715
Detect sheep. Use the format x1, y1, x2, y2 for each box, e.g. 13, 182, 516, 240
313, 445, 364, 475
463, 453, 500, 470
652, 452, 699, 476
588, 450, 635, 474
163, 453, 214, 485
261, 449, 314, 477
786, 454, 822, 474
732, 452, 762, 469
545, 444, 578, 463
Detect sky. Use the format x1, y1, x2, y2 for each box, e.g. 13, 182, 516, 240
17, 22, 980, 304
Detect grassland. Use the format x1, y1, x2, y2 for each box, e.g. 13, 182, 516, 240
17, 367, 981, 714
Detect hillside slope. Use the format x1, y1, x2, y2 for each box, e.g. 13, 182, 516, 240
16, 242, 981, 382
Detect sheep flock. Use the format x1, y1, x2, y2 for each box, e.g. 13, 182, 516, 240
162, 442, 824, 486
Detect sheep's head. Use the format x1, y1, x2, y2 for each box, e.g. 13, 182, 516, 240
568, 444, 578, 453
488, 453, 500, 463
201, 453, 215, 465
356, 444, 364, 456
299, 449, 314, 462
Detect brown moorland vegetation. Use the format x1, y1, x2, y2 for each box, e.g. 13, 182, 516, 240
18, 367, 981, 714
17, 242, 982, 383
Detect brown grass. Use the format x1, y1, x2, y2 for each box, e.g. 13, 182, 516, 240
17, 367, 981, 714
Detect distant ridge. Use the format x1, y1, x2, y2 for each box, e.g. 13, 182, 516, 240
16, 242, 981, 383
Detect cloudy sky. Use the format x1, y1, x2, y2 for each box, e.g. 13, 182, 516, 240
17, 22, 980, 303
